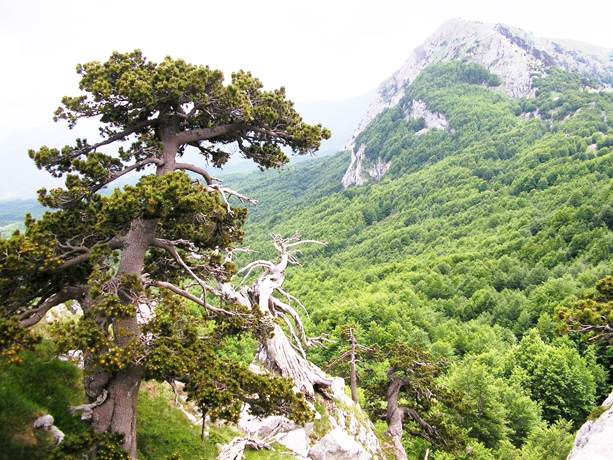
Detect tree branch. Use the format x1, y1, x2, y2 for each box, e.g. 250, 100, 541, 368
19, 285, 89, 328
176, 123, 243, 145
174, 163, 215, 185
97, 156, 164, 190
152, 280, 239, 317
151, 238, 214, 296
61, 119, 155, 161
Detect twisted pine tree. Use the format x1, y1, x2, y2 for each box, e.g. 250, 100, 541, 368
560, 276, 613, 342
0, 50, 329, 457
365, 342, 465, 460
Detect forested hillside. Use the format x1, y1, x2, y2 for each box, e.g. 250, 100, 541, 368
224, 61, 613, 458
3, 30, 613, 460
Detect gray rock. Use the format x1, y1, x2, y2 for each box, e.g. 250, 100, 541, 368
277, 428, 309, 458
567, 390, 613, 459
33, 414, 64, 444
238, 411, 299, 438
356, 424, 379, 455
309, 428, 371, 460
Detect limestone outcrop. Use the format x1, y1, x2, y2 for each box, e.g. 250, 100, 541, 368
226, 376, 387, 460
342, 18, 613, 186
567, 391, 613, 460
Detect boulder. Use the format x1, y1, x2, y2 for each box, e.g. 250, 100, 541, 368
329, 376, 354, 407
277, 428, 309, 458
567, 391, 613, 459
32, 414, 64, 444
309, 428, 371, 460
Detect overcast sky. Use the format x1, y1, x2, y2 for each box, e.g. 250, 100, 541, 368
1, 0, 613, 198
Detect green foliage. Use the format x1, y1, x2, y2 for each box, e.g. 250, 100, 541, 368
0, 342, 86, 460
503, 329, 602, 426
559, 275, 613, 342
587, 404, 612, 421
217, 62, 613, 458
517, 420, 574, 460
0, 49, 331, 458
136, 383, 213, 460
50, 430, 130, 460
0, 316, 41, 363
445, 355, 541, 449
5, 54, 613, 458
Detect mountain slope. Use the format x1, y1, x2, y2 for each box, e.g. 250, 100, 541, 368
223, 47, 613, 458
4, 19, 613, 460
342, 19, 613, 187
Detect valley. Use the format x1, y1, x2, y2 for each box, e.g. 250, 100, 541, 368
2, 18, 613, 460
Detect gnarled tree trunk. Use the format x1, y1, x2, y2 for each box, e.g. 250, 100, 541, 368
92, 365, 144, 458
238, 235, 333, 396
86, 142, 169, 455
88, 219, 157, 456
256, 324, 332, 397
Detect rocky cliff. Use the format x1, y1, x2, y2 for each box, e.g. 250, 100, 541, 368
567, 390, 613, 460
219, 376, 388, 460
342, 18, 613, 187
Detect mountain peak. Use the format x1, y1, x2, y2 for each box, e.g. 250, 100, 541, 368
343, 18, 613, 155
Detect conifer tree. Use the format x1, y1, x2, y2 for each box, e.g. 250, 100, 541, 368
0, 50, 329, 457
365, 342, 465, 460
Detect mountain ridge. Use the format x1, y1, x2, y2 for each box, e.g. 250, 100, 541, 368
343, 18, 613, 157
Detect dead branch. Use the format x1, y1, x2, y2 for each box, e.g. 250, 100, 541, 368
19, 285, 89, 328
153, 280, 239, 317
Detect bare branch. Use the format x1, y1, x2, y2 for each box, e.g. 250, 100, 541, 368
174, 162, 215, 186
284, 239, 327, 250
270, 297, 309, 346
276, 287, 309, 319
278, 312, 307, 359
205, 184, 258, 209
151, 238, 215, 296
19, 285, 89, 328
308, 333, 335, 348
60, 252, 91, 270
153, 281, 239, 317
98, 156, 163, 189
237, 260, 275, 275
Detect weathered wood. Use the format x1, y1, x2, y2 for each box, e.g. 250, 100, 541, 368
217, 437, 273, 460
240, 235, 333, 395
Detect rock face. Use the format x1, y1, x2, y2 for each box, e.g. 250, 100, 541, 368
341, 98, 450, 187
309, 428, 371, 460
342, 18, 613, 186
567, 391, 613, 460
234, 376, 386, 460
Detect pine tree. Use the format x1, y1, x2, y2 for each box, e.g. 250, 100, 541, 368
0, 50, 329, 457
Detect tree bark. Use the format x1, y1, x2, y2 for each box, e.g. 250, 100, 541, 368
89, 218, 157, 457
92, 366, 144, 458
385, 375, 409, 460
256, 324, 332, 397
350, 335, 358, 404
89, 125, 177, 457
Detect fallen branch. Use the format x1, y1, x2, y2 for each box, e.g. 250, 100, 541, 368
217, 436, 273, 460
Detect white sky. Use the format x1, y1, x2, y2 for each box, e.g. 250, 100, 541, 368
1, 0, 612, 198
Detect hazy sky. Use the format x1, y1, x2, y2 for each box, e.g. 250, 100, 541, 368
1, 0, 612, 198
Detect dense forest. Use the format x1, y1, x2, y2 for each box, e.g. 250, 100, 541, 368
3, 56, 613, 459
221, 61, 613, 458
